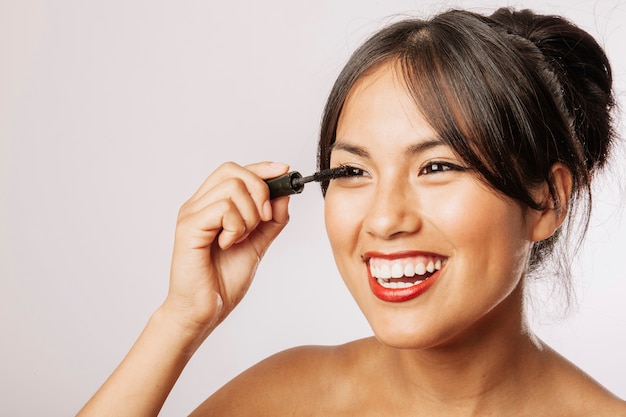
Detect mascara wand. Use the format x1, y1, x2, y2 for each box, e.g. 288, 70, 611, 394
265, 166, 359, 199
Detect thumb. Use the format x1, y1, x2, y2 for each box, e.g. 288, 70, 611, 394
246, 196, 290, 257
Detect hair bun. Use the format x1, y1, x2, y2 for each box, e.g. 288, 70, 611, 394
490, 8, 616, 173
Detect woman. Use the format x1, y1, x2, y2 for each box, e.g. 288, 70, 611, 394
78, 8, 626, 416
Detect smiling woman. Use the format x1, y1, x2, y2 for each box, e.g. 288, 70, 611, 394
77, 7, 625, 417
324, 63, 549, 352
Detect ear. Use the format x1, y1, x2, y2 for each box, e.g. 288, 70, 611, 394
530, 163, 573, 242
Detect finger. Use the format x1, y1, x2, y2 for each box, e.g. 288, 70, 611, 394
177, 200, 248, 251
245, 195, 291, 257
216, 206, 250, 250
218, 189, 293, 249
189, 162, 289, 204
176, 198, 245, 250
268, 194, 290, 225
243, 161, 291, 180
182, 177, 262, 238
188, 162, 289, 222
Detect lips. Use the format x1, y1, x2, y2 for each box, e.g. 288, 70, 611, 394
364, 252, 446, 302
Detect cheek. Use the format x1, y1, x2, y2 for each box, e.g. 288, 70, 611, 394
431, 185, 523, 242
323, 188, 367, 265
450, 192, 531, 278
425, 186, 530, 271
324, 190, 353, 249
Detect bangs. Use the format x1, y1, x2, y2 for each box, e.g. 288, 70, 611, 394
394, 18, 553, 209
320, 9, 578, 212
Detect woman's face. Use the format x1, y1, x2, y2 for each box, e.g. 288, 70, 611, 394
324, 63, 539, 349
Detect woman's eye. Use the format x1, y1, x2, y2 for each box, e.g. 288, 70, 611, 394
330, 165, 369, 181
343, 166, 368, 178
418, 161, 464, 176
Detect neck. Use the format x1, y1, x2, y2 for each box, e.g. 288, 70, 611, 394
384, 282, 546, 413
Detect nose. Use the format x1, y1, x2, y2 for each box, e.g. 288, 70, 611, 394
363, 174, 422, 240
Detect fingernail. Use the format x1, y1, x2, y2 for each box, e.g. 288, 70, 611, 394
269, 162, 289, 170
262, 200, 272, 220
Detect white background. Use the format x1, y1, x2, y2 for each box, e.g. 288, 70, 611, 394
1, 0, 625, 415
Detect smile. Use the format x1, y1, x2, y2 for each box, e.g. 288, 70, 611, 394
364, 253, 447, 302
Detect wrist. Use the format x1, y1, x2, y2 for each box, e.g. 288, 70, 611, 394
156, 293, 223, 353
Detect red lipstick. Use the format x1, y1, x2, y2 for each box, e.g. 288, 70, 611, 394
368, 272, 438, 302
364, 251, 444, 302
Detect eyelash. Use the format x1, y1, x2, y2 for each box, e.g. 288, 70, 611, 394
419, 161, 465, 176
331, 162, 464, 180
340, 165, 368, 177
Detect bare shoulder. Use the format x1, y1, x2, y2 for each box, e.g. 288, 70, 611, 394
189, 337, 377, 416
568, 374, 626, 416
567, 378, 626, 417
542, 345, 626, 416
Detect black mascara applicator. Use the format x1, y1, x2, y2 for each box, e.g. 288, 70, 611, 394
265, 166, 360, 199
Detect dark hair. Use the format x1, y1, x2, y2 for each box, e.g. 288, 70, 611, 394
318, 8, 615, 289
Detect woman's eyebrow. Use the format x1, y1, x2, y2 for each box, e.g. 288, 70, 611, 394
406, 138, 446, 155
330, 138, 446, 158
329, 141, 371, 159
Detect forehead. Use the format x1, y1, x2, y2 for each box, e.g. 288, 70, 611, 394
334, 62, 440, 154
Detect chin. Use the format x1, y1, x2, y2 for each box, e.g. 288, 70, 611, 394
367, 316, 441, 350
366, 310, 474, 351
373, 330, 439, 350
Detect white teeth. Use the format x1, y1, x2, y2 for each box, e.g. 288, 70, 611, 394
391, 263, 404, 278
377, 278, 424, 289
369, 257, 446, 280
379, 264, 391, 279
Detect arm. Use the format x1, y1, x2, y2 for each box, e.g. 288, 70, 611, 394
77, 161, 291, 417
76, 306, 207, 417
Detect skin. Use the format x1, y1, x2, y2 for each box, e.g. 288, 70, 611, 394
78, 63, 626, 416
77, 161, 292, 416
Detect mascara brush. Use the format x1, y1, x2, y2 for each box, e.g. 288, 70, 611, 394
265, 166, 359, 200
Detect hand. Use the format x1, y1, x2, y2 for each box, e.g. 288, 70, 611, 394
162, 161, 291, 338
